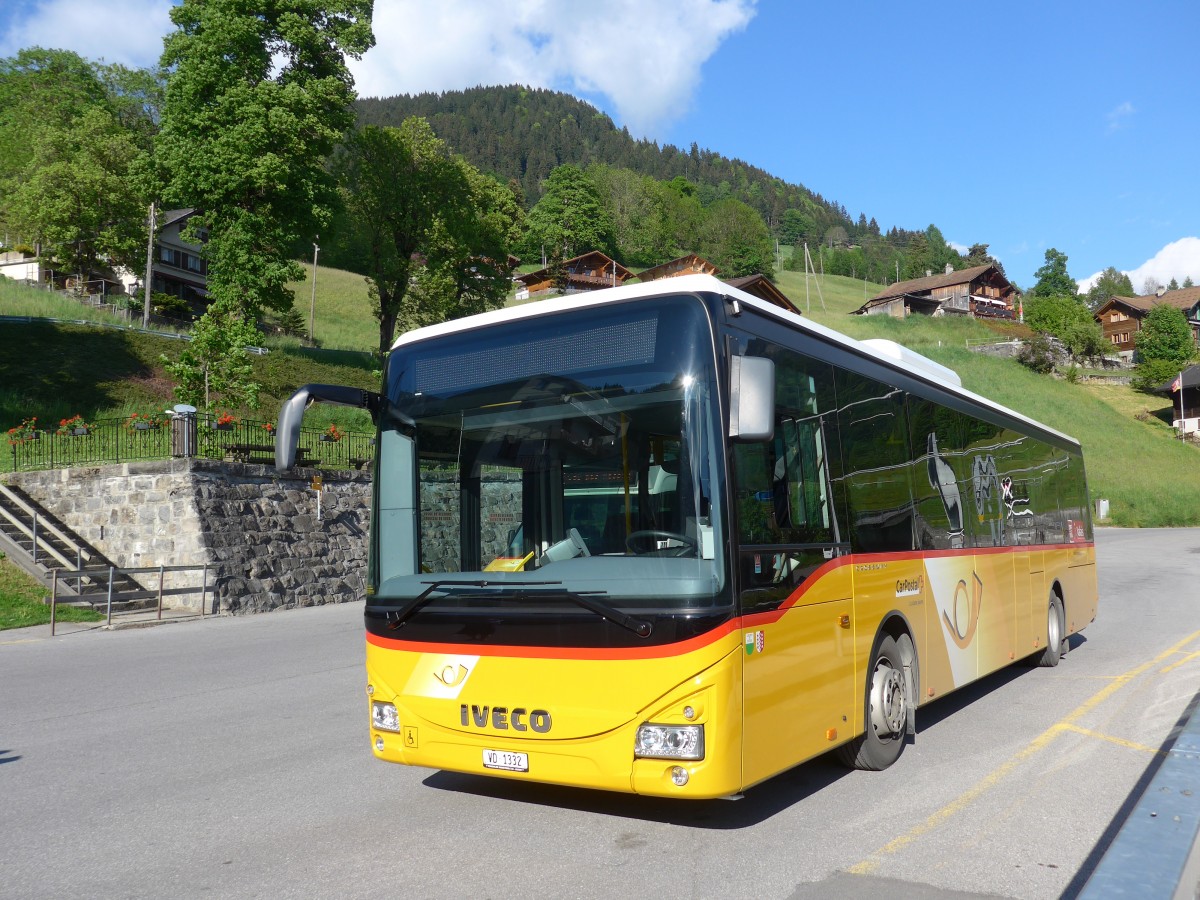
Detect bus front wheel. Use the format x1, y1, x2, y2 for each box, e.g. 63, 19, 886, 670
837, 632, 913, 771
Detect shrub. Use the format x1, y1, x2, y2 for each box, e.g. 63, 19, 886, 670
151, 292, 193, 319
1132, 358, 1187, 393
1017, 335, 1056, 374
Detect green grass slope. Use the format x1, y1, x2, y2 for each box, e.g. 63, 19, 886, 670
0, 319, 378, 434
3, 271, 1195, 525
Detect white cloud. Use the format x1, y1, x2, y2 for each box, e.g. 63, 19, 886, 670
1, 0, 755, 138
0, 0, 173, 68
350, 0, 757, 138
1105, 100, 1135, 133
1077, 237, 1200, 293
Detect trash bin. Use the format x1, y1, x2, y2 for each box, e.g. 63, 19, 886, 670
1095, 498, 1109, 520
170, 404, 198, 457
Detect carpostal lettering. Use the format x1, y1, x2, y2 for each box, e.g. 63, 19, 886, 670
460, 704, 552, 733
895, 576, 924, 598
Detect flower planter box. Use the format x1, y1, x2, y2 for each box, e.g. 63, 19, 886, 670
134, 423, 156, 431
214, 424, 233, 431
320, 435, 339, 442
72, 427, 89, 436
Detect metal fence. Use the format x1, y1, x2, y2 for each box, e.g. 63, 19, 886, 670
5, 413, 374, 474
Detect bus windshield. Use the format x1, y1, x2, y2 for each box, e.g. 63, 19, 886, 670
371, 295, 730, 642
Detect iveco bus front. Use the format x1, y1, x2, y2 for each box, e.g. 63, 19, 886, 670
278, 283, 772, 797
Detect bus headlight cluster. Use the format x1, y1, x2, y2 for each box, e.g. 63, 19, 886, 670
372, 701, 400, 732
635, 724, 704, 760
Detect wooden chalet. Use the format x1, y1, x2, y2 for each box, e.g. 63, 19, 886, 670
854, 264, 1016, 319
637, 254, 720, 282
1094, 287, 1200, 361
514, 251, 634, 300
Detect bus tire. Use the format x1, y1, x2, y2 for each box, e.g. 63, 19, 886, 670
1034, 592, 1066, 668
837, 632, 912, 771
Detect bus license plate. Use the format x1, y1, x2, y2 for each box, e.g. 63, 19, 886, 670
483, 749, 528, 772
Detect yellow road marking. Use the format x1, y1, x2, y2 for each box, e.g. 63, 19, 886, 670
1057, 723, 1160, 755
1160, 650, 1200, 675
848, 629, 1200, 876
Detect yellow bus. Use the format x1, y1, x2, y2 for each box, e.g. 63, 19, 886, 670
277, 274, 1098, 798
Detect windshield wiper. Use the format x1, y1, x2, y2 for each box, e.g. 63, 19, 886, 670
372, 579, 652, 637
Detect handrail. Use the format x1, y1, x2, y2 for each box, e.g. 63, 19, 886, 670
0, 484, 79, 570
49, 562, 212, 634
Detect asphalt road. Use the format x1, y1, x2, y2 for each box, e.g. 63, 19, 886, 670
3, 528, 1199, 899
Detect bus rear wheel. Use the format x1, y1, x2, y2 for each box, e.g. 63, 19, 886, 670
1033, 592, 1066, 668
837, 632, 912, 771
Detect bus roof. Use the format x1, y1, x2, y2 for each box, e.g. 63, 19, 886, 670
391, 274, 1080, 448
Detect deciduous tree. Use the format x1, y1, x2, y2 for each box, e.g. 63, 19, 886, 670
521, 164, 616, 261
1029, 248, 1078, 299
336, 120, 469, 356
4, 105, 145, 276
1084, 266, 1134, 309
156, 0, 374, 319
404, 164, 524, 332
0, 49, 151, 271
699, 198, 775, 279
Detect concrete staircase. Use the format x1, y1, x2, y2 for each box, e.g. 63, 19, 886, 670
0, 483, 151, 610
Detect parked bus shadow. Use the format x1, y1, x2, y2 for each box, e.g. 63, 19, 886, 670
424, 752, 852, 829
914, 632, 1089, 735
423, 636, 1091, 828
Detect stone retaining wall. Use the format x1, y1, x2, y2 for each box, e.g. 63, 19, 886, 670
5, 459, 370, 613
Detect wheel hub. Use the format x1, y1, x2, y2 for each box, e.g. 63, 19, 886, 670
869, 662, 906, 738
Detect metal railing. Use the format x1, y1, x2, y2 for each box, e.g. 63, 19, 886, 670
5, 414, 374, 473
49, 563, 213, 635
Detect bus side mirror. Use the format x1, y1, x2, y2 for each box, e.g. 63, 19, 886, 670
729, 356, 774, 442
275, 383, 387, 471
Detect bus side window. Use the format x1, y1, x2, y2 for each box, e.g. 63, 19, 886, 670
733, 341, 843, 610
837, 371, 914, 553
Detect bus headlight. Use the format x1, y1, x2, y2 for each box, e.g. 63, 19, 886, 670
372, 701, 400, 732
635, 723, 704, 760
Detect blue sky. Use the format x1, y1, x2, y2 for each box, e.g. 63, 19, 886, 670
3, 0, 1197, 291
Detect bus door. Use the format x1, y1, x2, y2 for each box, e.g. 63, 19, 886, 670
734, 350, 853, 785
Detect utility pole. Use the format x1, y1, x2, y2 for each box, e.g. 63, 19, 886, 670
308, 238, 320, 344
143, 202, 156, 329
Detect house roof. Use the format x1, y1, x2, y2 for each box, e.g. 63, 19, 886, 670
724, 274, 801, 315
637, 254, 719, 282
1096, 287, 1200, 317
1157, 364, 1200, 393
158, 208, 197, 230
868, 264, 1006, 303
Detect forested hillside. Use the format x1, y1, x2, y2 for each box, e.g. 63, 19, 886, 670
355, 85, 998, 286
356, 85, 848, 235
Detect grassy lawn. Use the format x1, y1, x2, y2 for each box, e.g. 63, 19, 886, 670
0, 555, 103, 630
283, 262, 378, 352
0, 279, 379, 434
